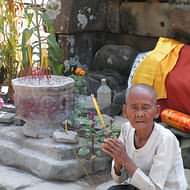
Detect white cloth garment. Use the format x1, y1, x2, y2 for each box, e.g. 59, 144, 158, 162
111, 122, 188, 190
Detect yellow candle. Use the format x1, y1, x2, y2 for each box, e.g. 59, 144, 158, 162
91, 94, 106, 128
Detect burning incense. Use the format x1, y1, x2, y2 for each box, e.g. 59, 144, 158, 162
91, 94, 106, 128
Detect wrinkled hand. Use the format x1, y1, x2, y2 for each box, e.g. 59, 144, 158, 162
101, 138, 129, 166
102, 138, 137, 177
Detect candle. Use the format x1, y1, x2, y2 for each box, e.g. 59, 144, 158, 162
91, 94, 106, 128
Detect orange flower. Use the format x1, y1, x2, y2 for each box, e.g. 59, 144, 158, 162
74, 67, 86, 76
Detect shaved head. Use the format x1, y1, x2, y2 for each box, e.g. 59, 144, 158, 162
123, 83, 160, 133
126, 84, 157, 104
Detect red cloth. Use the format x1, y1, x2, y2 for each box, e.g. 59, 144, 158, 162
158, 45, 190, 115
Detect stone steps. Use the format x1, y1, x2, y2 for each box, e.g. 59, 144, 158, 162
0, 126, 102, 161
0, 137, 110, 181
0, 126, 110, 181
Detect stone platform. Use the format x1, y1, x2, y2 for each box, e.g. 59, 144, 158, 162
0, 164, 189, 190
0, 125, 110, 181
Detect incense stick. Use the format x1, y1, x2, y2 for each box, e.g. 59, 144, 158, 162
91, 94, 106, 128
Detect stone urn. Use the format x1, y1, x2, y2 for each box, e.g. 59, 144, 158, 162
12, 75, 75, 138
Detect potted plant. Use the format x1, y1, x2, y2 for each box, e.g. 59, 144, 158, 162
9, 1, 75, 138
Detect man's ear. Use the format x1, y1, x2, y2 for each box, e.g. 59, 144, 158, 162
154, 104, 161, 119
122, 103, 128, 118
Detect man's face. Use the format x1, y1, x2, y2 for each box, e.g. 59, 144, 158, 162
125, 89, 159, 130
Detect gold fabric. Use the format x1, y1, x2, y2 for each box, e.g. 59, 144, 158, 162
132, 37, 184, 99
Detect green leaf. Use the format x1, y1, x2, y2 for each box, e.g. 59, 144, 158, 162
78, 147, 90, 157
47, 34, 62, 53
47, 34, 64, 74
41, 12, 55, 33
52, 62, 64, 75
96, 150, 102, 157
22, 29, 33, 46
25, 12, 34, 27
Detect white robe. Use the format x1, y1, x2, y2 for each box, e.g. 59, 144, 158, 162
111, 122, 188, 190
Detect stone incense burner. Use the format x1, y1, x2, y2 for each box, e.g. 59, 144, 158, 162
12, 75, 75, 138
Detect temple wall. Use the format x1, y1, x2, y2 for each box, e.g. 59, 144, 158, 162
46, 0, 190, 67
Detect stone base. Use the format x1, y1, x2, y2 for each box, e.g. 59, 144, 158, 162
23, 122, 61, 138
0, 126, 110, 181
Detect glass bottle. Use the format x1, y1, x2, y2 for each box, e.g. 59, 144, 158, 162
97, 78, 111, 110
